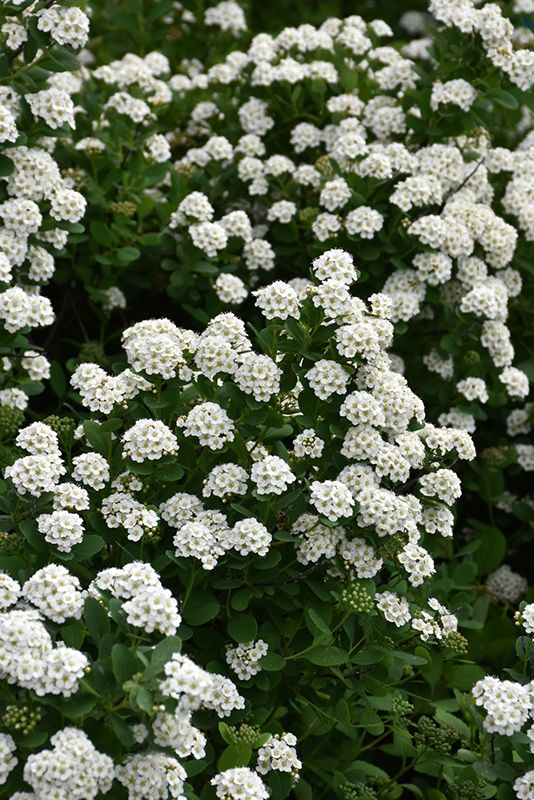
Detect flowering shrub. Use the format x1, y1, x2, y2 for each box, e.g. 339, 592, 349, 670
0, 0, 89, 415
42, 0, 534, 561
0, 0, 533, 799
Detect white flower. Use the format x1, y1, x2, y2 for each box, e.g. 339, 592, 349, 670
254, 281, 300, 319
376, 591, 411, 626
473, 676, 532, 736
226, 639, 269, 679
312, 248, 358, 284
310, 480, 355, 521
37, 511, 84, 553
251, 455, 296, 495
215, 273, 248, 304
211, 768, 269, 800
305, 359, 350, 399
431, 78, 477, 111
122, 419, 178, 462
180, 402, 235, 449
499, 366, 529, 399
456, 377, 489, 403
26, 88, 75, 129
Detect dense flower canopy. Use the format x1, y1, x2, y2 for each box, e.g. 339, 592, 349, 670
0, 1, 532, 799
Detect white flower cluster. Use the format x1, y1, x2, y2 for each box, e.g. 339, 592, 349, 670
430, 0, 534, 90
72, 452, 110, 490
487, 564, 528, 604
22, 727, 113, 799
293, 428, 325, 459
225, 639, 269, 680
472, 676, 534, 736
211, 767, 269, 800
172, 514, 229, 570
4, 450, 64, 494
310, 479, 355, 522
37, 6, 90, 48
162, 489, 272, 568
5, 421, 65, 496
430, 79, 477, 112
0, 608, 88, 696
122, 419, 179, 462
152, 709, 207, 760
257, 732, 302, 779
160, 653, 245, 718
376, 591, 412, 627
71, 363, 152, 414
517, 603, 534, 635
0, 733, 16, 785
251, 455, 296, 495
179, 401, 235, 449
22, 564, 84, 623
0, 6, 89, 406
116, 753, 187, 800
411, 597, 458, 641
122, 319, 186, 378
101, 491, 159, 543
205, 1, 247, 35
151, 9, 533, 446
37, 509, 85, 552
515, 772, 534, 800
41, 253, 471, 606
8, 3, 534, 797
90, 562, 181, 636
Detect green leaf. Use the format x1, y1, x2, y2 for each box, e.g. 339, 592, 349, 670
218, 743, 252, 771
146, 0, 175, 20
259, 652, 285, 671
444, 663, 485, 691
298, 388, 319, 422
0, 154, 14, 177
39, 45, 80, 72
452, 560, 479, 586
359, 705, 384, 734
266, 771, 293, 798
116, 246, 141, 263
83, 420, 110, 455
60, 694, 97, 719
182, 591, 220, 625
61, 619, 85, 649
230, 588, 253, 612
67, 534, 105, 562
294, 779, 314, 800
19, 519, 47, 553
110, 716, 135, 747
227, 614, 258, 643
284, 317, 306, 344
192, 261, 219, 274
426, 791, 447, 800
143, 635, 182, 679
472, 526, 506, 575
218, 722, 235, 745
352, 647, 386, 666
90, 220, 114, 246
487, 89, 519, 110
84, 597, 110, 641
303, 646, 347, 666
18, 380, 44, 397
112, 644, 140, 685
20, 726, 49, 748
136, 687, 154, 712
50, 360, 67, 398
305, 608, 331, 638
154, 463, 184, 482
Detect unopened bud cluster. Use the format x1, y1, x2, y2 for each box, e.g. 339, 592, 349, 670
2, 703, 42, 735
